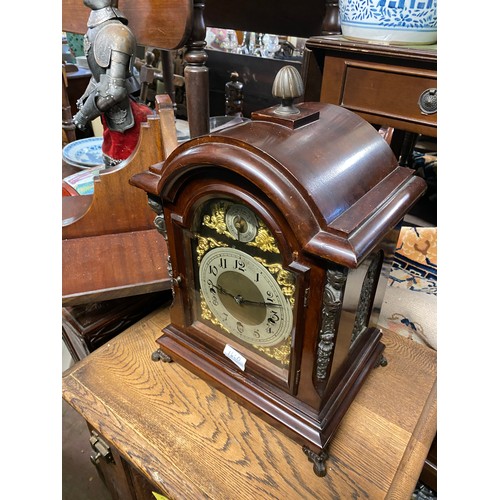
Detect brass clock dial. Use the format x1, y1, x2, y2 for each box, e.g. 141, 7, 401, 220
199, 247, 293, 347
190, 198, 297, 370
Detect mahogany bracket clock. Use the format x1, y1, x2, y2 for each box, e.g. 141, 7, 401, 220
131, 67, 426, 476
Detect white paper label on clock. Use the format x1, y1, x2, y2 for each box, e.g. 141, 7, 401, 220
223, 344, 247, 371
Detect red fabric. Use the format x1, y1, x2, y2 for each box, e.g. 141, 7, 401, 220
101, 99, 153, 162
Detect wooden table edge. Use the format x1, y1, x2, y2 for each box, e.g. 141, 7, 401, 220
62, 372, 207, 498
62, 278, 171, 306
388, 377, 437, 497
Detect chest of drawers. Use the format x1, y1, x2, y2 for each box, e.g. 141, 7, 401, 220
304, 35, 437, 137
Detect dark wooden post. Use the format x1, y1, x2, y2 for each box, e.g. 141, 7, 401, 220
160, 50, 176, 105
62, 66, 77, 144
322, 1, 341, 35
184, 1, 210, 137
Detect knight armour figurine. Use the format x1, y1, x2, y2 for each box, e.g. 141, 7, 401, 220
73, 0, 152, 166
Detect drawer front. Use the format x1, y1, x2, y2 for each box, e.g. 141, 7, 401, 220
321, 56, 437, 135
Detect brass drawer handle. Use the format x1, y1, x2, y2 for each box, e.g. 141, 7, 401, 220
418, 88, 437, 115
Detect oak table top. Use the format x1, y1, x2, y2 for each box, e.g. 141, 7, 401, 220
62, 306, 436, 499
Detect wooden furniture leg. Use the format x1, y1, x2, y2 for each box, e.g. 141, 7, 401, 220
184, 0, 210, 138
322, 1, 341, 34
160, 50, 176, 104
62, 65, 77, 145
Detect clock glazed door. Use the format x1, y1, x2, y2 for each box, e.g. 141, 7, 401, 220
190, 197, 297, 387
161, 180, 309, 395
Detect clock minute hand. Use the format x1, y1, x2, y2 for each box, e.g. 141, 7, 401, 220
213, 284, 237, 299
213, 284, 282, 307
239, 298, 283, 307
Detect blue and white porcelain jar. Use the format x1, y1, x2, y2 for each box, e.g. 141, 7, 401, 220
339, 0, 437, 45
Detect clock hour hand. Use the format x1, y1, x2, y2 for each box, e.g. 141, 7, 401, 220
212, 283, 282, 307
236, 297, 283, 308
212, 283, 237, 299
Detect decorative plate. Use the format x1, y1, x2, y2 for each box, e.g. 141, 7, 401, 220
62, 137, 104, 167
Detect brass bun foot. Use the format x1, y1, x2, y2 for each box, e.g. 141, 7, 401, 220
375, 353, 388, 368
151, 349, 172, 363
302, 445, 329, 477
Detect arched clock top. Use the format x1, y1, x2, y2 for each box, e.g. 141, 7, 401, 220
130, 102, 426, 267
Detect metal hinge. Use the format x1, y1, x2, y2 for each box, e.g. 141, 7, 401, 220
89, 430, 114, 465
303, 287, 310, 307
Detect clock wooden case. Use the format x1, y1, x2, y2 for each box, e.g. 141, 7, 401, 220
131, 101, 426, 476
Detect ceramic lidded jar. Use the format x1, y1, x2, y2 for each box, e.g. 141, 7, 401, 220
339, 0, 437, 45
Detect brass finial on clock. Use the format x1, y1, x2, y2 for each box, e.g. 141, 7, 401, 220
272, 65, 304, 115
251, 65, 319, 129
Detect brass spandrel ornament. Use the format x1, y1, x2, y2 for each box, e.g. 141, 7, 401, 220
202, 201, 233, 238
195, 235, 228, 264
255, 342, 291, 364
201, 201, 280, 254
247, 224, 280, 254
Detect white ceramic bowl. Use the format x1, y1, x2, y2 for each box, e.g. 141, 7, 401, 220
339, 0, 437, 45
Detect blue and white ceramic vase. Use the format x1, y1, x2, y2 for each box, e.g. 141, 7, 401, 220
339, 0, 437, 45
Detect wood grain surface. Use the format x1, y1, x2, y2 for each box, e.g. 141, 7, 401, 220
62, 229, 170, 306
62, 0, 193, 50
63, 307, 436, 499
203, 0, 329, 38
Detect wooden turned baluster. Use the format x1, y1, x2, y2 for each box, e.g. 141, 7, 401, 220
184, 0, 210, 138
322, 1, 341, 35
225, 71, 244, 117
62, 65, 77, 144
160, 50, 176, 105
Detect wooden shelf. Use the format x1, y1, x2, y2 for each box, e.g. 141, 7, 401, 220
62, 229, 171, 306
